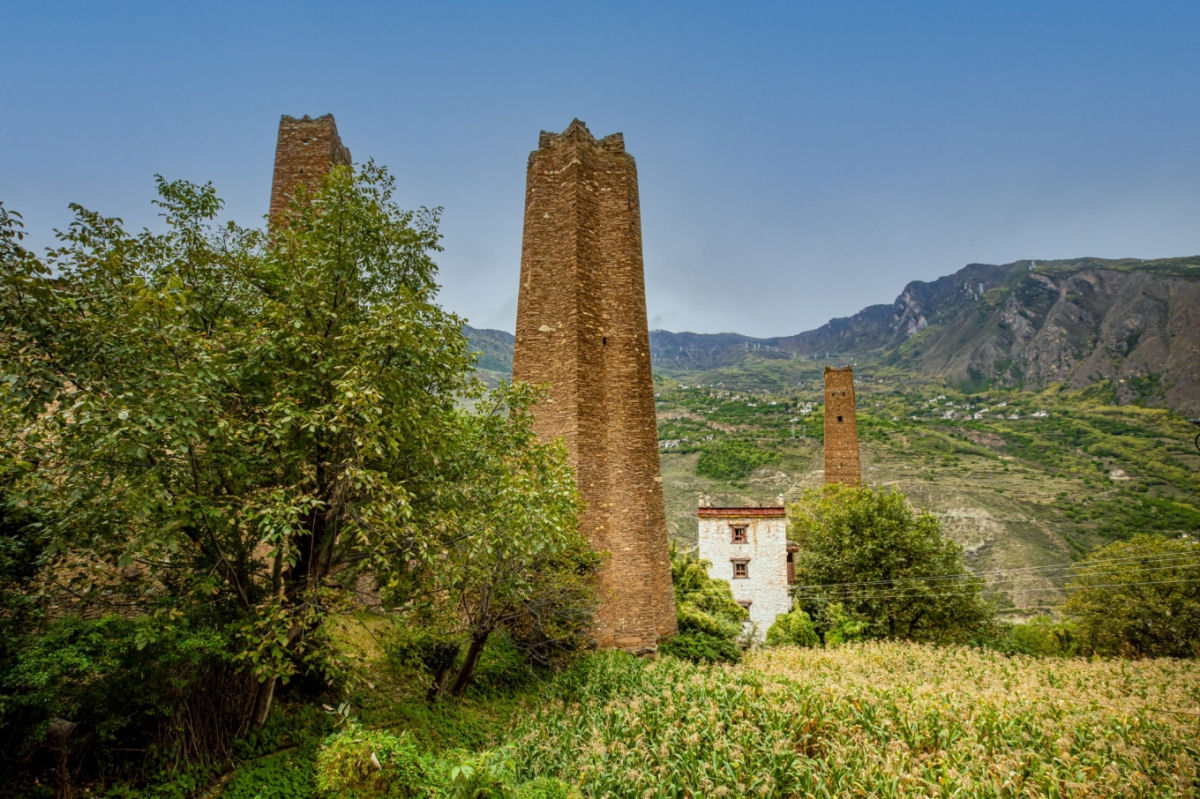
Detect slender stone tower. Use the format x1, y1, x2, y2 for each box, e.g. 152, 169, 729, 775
824, 366, 861, 485
513, 120, 676, 651
269, 114, 352, 223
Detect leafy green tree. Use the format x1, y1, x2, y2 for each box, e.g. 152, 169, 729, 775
1064, 534, 1200, 657
1, 165, 476, 726
659, 547, 747, 662
788, 484, 993, 643
419, 382, 596, 699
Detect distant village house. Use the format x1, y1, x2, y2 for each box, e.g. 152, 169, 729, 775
696, 500, 795, 640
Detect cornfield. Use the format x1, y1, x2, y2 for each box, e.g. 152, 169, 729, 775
509, 642, 1200, 797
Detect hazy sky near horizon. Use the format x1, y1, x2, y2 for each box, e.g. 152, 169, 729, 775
3, 1, 1198, 337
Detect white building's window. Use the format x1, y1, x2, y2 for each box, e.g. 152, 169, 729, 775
732, 559, 749, 579
731, 524, 747, 543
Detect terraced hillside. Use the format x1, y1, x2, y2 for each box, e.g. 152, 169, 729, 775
652, 358, 1200, 614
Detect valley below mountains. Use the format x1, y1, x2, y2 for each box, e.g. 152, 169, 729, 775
467, 256, 1200, 614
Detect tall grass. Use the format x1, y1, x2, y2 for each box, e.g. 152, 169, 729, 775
509, 643, 1200, 797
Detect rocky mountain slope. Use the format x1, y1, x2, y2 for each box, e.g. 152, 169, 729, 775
650, 256, 1200, 414
468, 257, 1200, 414
894, 260, 1200, 414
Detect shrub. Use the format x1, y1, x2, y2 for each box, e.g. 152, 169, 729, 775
441, 747, 516, 798
1004, 616, 1079, 657
1, 613, 239, 789
316, 724, 435, 798
430, 747, 578, 799
659, 547, 747, 663
765, 602, 818, 647
822, 602, 869, 646
439, 748, 579, 799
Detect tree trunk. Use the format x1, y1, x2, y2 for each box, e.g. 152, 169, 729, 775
449, 630, 491, 697
426, 666, 450, 703
423, 641, 461, 703
250, 677, 276, 729
906, 609, 926, 638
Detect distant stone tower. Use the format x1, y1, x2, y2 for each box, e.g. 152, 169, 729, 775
269, 114, 352, 223
824, 366, 861, 484
513, 119, 676, 651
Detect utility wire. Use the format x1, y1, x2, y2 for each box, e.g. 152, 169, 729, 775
789, 550, 1200, 591
791, 562, 1200, 602
797, 576, 1200, 603
976, 560, 1200, 584
815, 575, 1200, 601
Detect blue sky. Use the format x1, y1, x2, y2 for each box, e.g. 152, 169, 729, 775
3, 1, 1198, 336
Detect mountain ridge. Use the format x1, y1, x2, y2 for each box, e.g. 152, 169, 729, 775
467, 255, 1200, 414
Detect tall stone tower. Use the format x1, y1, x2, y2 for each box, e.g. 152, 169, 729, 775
269, 114, 352, 223
823, 366, 861, 485
513, 119, 676, 651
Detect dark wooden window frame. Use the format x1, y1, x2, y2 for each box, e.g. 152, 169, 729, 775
730, 524, 748, 544
731, 558, 749, 579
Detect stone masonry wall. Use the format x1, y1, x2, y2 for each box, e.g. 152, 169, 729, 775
697, 507, 789, 641
824, 366, 861, 484
269, 114, 352, 224
513, 120, 676, 651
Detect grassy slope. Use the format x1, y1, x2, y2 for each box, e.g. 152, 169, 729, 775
656, 356, 1200, 613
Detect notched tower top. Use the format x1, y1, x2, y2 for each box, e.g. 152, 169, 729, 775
531, 119, 632, 166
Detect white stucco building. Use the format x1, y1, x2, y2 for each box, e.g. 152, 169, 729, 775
697, 503, 795, 640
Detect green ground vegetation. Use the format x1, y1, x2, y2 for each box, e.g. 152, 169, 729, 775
185, 627, 1200, 798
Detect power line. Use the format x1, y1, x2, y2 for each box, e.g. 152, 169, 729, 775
789, 550, 1200, 591
816, 559, 1200, 596
796, 576, 1200, 603
984, 560, 1200, 585
816, 576, 1200, 602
